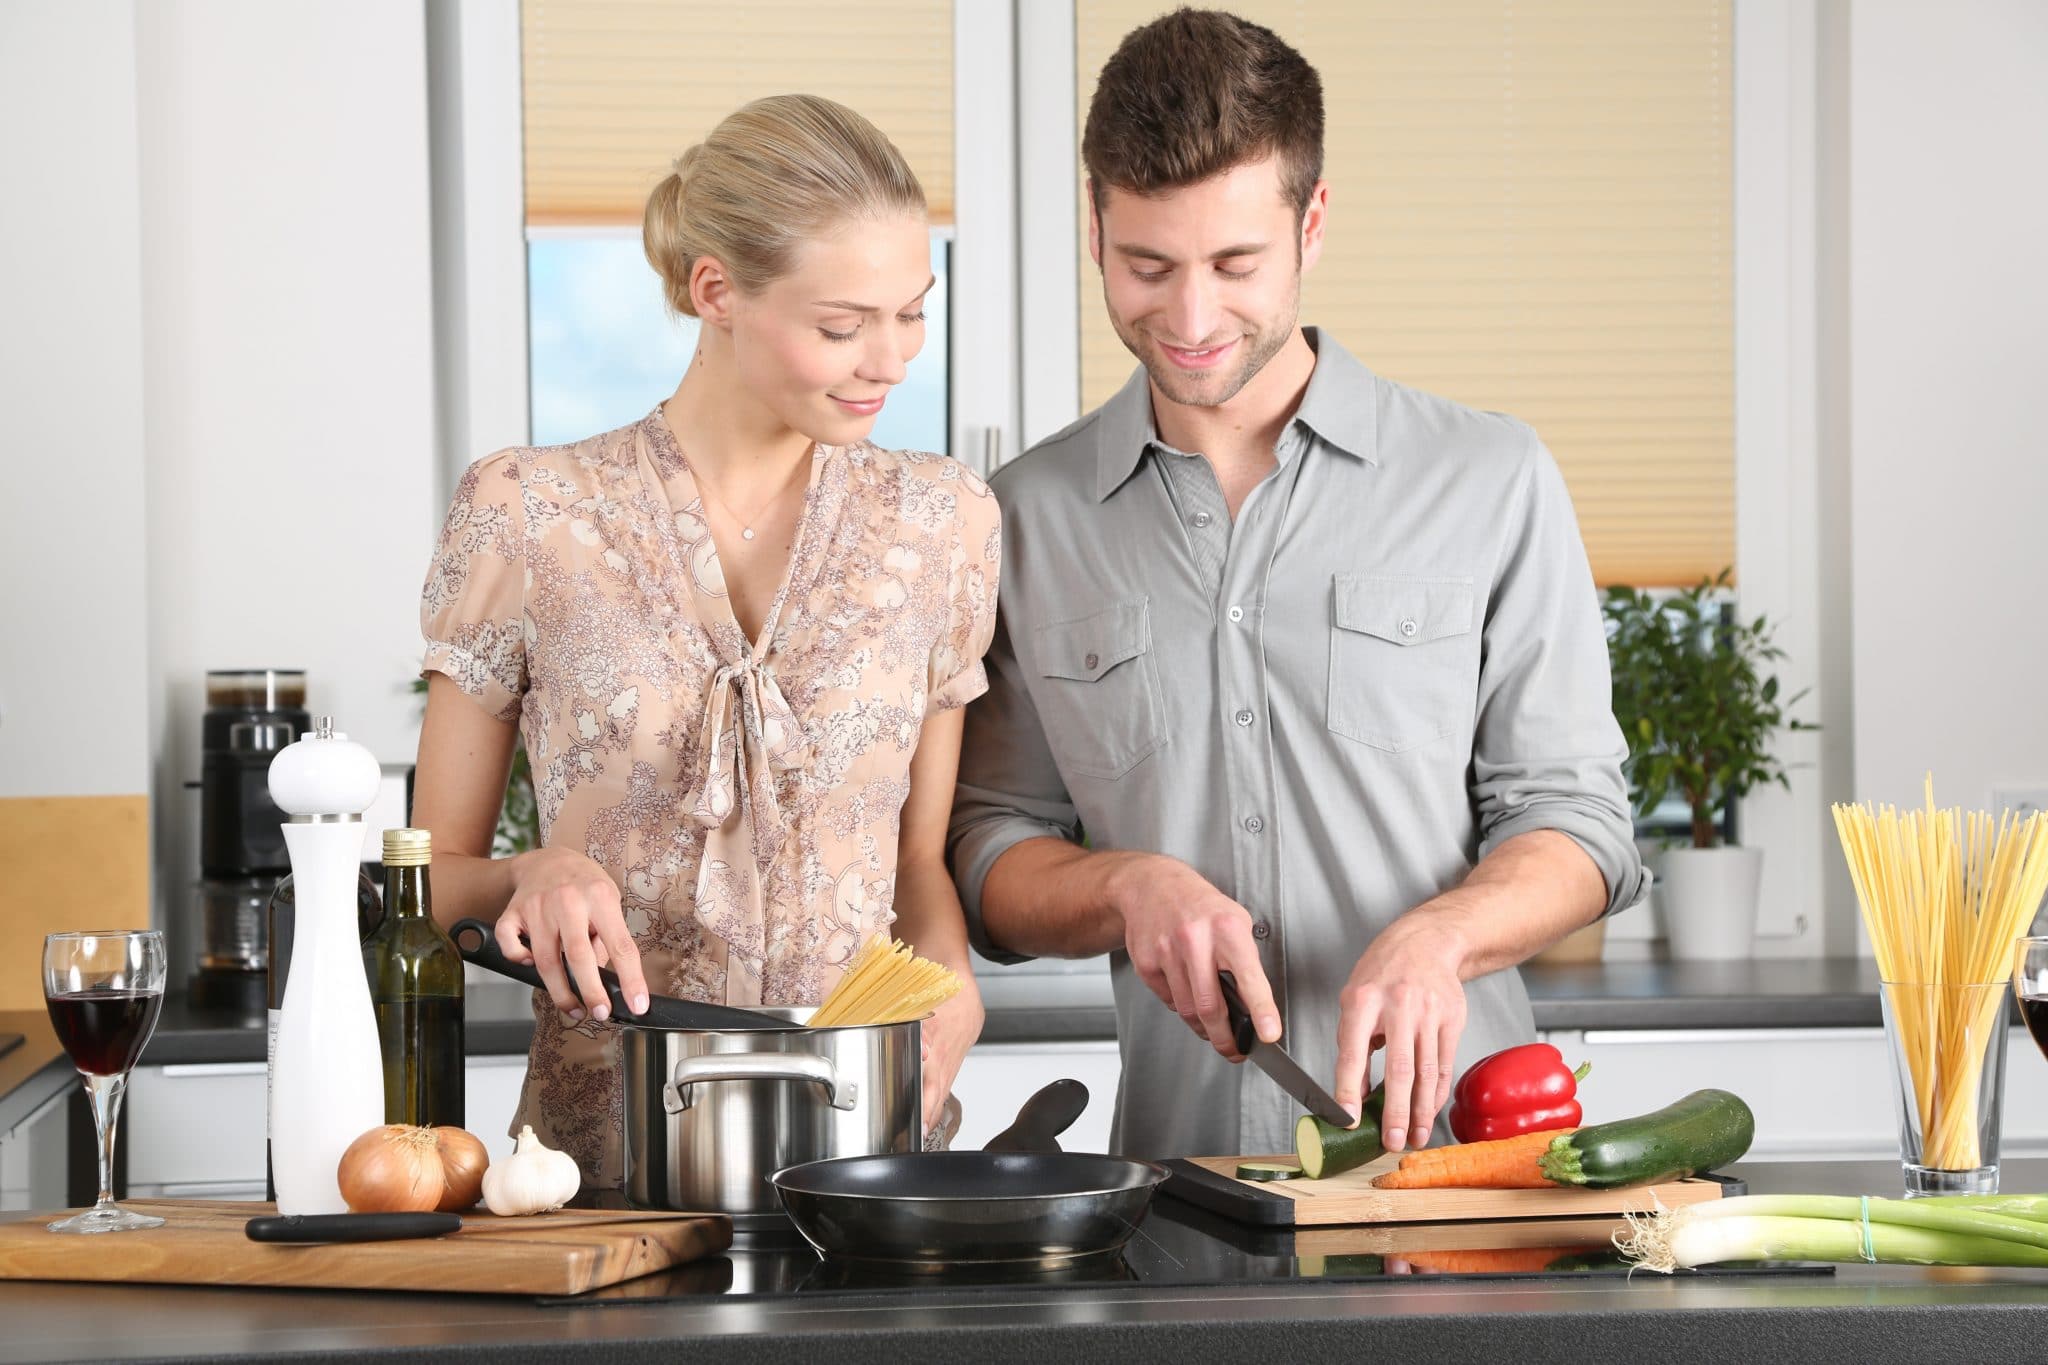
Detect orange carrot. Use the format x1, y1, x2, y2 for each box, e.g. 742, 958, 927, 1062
1370, 1128, 1570, 1189
1393, 1247, 1578, 1274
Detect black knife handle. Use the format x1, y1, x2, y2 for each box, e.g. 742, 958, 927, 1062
1217, 971, 1258, 1057
246, 1212, 462, 1244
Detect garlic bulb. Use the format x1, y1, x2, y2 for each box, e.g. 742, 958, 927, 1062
480, 1125, 582, 1216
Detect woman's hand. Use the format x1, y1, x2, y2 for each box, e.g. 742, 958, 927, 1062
498, 846, 650, 1022
919, 983, 984, 1135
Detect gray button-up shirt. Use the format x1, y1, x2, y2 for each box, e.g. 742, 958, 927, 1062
948, 330, 1645, 1160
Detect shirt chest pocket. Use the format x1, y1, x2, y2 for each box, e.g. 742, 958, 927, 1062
1032, 598, 1167, 781
1327, 574, 1478, 753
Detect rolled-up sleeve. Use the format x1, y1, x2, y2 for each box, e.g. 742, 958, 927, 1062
1470, 430, 1647, 918
946, 608, 1084, 964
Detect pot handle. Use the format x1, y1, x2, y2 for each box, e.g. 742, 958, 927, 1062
665, 1051, 859, 1115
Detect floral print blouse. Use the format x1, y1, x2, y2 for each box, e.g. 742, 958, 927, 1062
420, 408, 1001, 1185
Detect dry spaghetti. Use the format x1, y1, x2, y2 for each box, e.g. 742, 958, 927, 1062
808, 935, 961, 1027
1833, 777, 2048, 1170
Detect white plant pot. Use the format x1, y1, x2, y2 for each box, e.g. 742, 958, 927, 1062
1656, 846, 1765, 961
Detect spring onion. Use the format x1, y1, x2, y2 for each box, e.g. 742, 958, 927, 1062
1619, 1193, 2048, 1272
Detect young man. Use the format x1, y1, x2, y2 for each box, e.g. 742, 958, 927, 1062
948, 9, 1645, 1161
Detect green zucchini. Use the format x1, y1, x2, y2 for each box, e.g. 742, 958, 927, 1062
1293, 1085, 1386, 1179
1539, 1088, 1754, 1189
1235, 1161, 1302, 1182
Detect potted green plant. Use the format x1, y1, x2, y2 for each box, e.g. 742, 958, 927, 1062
1603, 570, 1814, 960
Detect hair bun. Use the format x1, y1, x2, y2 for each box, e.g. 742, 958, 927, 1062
672, 144, 704, 179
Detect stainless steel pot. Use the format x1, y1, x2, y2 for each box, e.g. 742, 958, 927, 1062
621, 1008, 920, 1222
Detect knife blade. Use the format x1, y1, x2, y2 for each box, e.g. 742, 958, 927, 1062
1217, 970, 1356, 1128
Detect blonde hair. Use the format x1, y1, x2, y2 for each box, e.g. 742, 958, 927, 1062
644, 94, 926, 318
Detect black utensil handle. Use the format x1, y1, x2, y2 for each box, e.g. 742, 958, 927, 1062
245, 1212, 462, 1243
984, 1079, 1090, 1153
1217, 971, 1257, 1056
450, 916, 640, 1020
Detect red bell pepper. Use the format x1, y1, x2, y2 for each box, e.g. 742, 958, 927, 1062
1448, 1042, 1592, 1144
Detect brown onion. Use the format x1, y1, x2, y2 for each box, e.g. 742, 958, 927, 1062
337, 1125, 444, 1213
431, 1126, 490, 1212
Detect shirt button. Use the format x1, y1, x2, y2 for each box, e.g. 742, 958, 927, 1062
1084, 652, 1099, 670
1234, 709, 1254, 727
1399, 618, 1420, 638
1227, 605, 1244, 623
1192, 511, 1213, 528
1243, 815, 1264, 834
1252, 920, 1271, 941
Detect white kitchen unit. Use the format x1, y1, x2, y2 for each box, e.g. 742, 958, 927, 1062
0, 1086, 70, 1214
124, 1055, 530, 1200
1544, 1027, 2048, 1164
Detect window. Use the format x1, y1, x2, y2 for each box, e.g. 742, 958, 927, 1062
518, 0, 957, 453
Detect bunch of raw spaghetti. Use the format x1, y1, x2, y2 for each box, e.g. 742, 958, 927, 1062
808, 935, 961, 1027
1833, 778, 2048, 1170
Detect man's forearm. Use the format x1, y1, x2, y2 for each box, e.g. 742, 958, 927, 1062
978, 837, 1157, 959
1400, 829, 1610, 981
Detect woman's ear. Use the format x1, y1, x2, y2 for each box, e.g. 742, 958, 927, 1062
690, 256, 734, 328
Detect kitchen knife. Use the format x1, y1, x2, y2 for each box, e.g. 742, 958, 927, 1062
1217, 970, 1356, 1128
246, 1212, 462, 1244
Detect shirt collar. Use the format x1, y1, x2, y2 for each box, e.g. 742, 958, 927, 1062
1093, 326, 1381, 503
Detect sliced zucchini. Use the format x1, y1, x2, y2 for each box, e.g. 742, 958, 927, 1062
1293, 1084, 1386, 1179
1235, 1160, 1302, 1182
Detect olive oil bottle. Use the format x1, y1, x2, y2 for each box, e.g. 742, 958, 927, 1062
362, 828, 464, 1127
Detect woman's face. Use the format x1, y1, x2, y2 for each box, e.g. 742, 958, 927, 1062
724, 213, 933, 447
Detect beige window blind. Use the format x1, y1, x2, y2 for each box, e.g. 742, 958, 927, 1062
521, 0, 954, 226
1075, 2, 1733, 588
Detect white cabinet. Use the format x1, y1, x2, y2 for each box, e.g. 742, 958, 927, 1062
950, 1041, 1124, 1153
126, 1054, 532, 1199
1545, 1027, 2048, 1164
0, 1087, 70, 1214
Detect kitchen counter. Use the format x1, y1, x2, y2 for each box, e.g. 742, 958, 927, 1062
5, 1158, 2048, 1363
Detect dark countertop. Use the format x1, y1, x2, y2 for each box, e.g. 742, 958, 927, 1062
6, 1159, 2048, 1363
130, 956, 1902, 1071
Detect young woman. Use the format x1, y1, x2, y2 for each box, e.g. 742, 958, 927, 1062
411, 95, 998, 1186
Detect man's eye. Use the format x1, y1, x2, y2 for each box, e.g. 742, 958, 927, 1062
1218, 267, 1256, 280
1132, 269, 1168, 283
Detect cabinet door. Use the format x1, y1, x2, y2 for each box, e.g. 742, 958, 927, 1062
127, 1062, 268, 1197
950, 1042, 1123, 1153
464, 1054, 528, 1160
0, 1087, 69, 1213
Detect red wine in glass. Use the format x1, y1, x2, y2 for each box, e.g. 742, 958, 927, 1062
47, 990, 163, 1077
42, 930, 168, 1234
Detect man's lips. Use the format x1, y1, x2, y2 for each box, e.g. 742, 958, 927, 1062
1156, 338, 1239, 371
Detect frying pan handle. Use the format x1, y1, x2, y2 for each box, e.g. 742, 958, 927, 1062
982, 1079, 1090, 1153
665, 1051, 859, 1115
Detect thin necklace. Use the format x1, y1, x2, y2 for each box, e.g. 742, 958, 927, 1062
685, 447, 810, 542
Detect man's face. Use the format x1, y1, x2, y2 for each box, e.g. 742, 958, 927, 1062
1090, 158, 1326, 410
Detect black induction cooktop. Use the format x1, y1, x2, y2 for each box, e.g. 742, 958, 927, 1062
540, 1192, 1832, 1306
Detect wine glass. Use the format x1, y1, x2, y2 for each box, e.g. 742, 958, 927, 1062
2015, 938, 2048, 1067
42, 930, 167, 1233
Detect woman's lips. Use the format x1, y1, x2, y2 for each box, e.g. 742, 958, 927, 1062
832, 394, 886, 416
1157, 338, 1238, 371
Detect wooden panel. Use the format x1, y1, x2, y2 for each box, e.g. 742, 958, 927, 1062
0, 1200, 729, 1296
0, 795, 150, 1010
1183, 1152, 1726, 1227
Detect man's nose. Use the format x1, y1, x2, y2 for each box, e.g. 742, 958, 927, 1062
1162, 273, 1221, 346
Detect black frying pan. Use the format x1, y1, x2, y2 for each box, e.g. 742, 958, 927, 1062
451, 917, 784, 1032
771, 1080, 1169, 1267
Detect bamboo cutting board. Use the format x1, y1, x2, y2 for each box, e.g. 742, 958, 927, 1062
0, 1201, 730, 1296
1166, 1153, 1735, 1227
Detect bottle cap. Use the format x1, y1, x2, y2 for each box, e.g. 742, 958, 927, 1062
382, 828, 432, 866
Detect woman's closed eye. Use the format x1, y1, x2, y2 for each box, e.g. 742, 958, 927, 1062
820, 310, 925, 343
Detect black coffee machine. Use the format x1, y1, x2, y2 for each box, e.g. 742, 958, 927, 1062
188, 670, 307, 1008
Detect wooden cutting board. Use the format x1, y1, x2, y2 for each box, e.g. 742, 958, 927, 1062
1166, 1152, 1735, 1227
0, 1201, 730, 1296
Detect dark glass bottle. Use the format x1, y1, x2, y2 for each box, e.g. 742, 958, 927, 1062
361, 828, 465, 1128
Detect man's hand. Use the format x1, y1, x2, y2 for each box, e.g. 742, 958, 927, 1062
1333, 913, 1469, 1151
1114, 855, 1281, 1057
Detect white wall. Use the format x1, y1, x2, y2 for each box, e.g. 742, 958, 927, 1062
135, 0, 439, 937
1847, 1, 2048, 818
0, 0, 150, 799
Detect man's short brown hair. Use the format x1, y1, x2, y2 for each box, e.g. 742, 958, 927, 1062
1083, 8, 1325, 217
